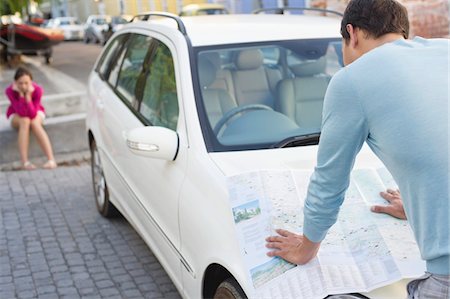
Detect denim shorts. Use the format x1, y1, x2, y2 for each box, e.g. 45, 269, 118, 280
407, 272, 450, 299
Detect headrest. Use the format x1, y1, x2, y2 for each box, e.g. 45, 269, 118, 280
198, 58, 216, 88
201, 52, 221, 70
290, 56, 326, 77
235, 49, 264, 70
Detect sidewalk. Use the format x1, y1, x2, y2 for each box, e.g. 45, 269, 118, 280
0, 164, 180, 298
0, 57, 89, 170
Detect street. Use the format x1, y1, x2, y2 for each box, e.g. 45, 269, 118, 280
0, 165, 181, 298
0, 42, 181, 298
49, 42, 103, 85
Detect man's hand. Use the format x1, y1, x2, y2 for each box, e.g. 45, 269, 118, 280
371, 189, 407, 220
266, 229, 320, 265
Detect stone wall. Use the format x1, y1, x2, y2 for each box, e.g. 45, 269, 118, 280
311, 0, 450, 38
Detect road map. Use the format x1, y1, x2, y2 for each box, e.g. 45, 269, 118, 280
226, 168, 425, 298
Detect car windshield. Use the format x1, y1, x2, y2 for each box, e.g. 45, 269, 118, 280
196, 9, 227, 15
194, 38, 343, 152
112, 16, 128, 24
95, 18, 108, 25
60, 19, 80, 25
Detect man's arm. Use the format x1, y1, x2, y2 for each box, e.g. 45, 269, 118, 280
266, 69, 368, 264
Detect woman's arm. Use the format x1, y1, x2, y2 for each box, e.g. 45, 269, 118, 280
5, 85, 38, 118
30, 83, 44, 117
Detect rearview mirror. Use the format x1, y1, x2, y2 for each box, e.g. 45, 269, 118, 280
126, 126, 179, 161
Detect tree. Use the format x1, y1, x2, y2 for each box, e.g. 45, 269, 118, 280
2, 0, 43, 18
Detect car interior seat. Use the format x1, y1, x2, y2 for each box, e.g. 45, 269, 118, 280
277, 56, 330, 128
201, 52, 236, 100
231, 49, 282, 108
198, 56, 237, 129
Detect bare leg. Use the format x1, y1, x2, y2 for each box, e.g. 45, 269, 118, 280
11, 115, 32, 166
30, 115, 56, 165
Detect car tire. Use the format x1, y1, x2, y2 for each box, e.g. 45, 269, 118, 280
90, 139, 119, 217
213, 278, 246, 299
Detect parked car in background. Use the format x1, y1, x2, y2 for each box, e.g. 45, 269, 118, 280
84, 14, 110, 44
110, 15, 132, 31
86, 11, 413, 299
101, 15, 132, 45
46, 17, 84, 40
179, 3, 228, 16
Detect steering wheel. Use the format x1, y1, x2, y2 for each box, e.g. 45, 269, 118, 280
213, 104, 273, 135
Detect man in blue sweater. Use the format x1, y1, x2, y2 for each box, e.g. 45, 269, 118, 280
266, 0, 449, 297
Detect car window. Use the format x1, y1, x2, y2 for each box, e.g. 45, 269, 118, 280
95, 18, 107, 25
96, 34, 127, 80
108, 47, 126, 87
116, 34, 153, 105
197, 9, 227, 15
112, 17, 127, 24
140, 41, 179, 131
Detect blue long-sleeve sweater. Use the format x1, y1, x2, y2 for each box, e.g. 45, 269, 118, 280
303, 37, 450, 275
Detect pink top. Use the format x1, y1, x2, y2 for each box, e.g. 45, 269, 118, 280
5, 82, 45, 119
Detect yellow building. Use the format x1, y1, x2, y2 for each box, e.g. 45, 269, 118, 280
41, 0, 211, 23
103, 0, 209, 16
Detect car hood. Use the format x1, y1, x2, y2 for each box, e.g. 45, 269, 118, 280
209, 143, 384, 177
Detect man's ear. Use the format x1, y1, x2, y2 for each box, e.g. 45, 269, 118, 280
346, 24, 358, 49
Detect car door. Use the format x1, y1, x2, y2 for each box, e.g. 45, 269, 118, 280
98, 31, 187, 283
89, 33, 129, 205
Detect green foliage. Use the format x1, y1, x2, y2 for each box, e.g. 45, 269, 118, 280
1, 0, 43, 16
0, 0, 12, 16
234, 207, 261, 223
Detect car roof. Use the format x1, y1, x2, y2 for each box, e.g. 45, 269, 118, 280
131, 14, 342, 46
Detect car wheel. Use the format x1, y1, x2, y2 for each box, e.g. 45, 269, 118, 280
90, 139, 119, 217
213, 278, 246, 299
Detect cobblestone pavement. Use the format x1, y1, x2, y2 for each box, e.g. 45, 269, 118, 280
0, 165, 181, 299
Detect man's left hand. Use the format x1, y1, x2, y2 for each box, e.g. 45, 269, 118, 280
266, 229, 321, 265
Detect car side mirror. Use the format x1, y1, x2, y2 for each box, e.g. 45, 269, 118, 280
126, 126, 179, 161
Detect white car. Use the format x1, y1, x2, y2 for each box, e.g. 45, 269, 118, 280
86, 12, 413, 299
46, 17, 84, 40
84, 14, 111, 44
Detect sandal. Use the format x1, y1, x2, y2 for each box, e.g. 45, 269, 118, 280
22, 161, 37, 170
42, 159, 57, 169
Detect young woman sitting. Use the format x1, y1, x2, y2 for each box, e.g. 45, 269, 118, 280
5, 67, 57, 170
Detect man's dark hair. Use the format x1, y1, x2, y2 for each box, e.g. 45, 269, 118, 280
14, 67, 33, 81
341, 0, 409, 42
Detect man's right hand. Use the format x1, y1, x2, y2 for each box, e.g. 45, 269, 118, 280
371, 189, 407, 220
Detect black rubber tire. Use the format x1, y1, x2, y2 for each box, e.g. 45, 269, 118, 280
90, 139, 119, 218
213, 278, 246, 299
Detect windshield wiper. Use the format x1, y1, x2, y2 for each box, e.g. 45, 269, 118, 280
271, 133, 320, 148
